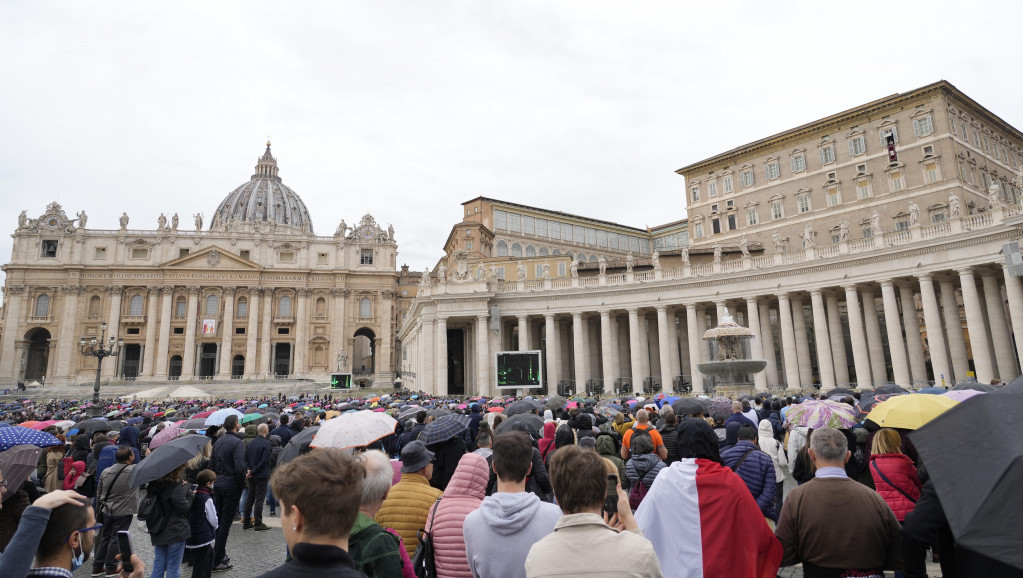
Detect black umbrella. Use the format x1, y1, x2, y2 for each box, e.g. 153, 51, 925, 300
859, 392, 907, 414
182, 418, 208, 430
74, 419, 119, 434
277, 425, 320, 465
418, 414, 471, 446
872, 384, 909, 395
909, 386, 1023, 570
426, 408, 451, 418
544, 396, 567, 411
950, 382, 998, 392
504, 400, 539, 417
672, 398, 709, 416
495, 413, 543, 435
397, 406, 424, 421
128, 434, 210, 488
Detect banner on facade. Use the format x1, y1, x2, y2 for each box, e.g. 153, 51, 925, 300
202, 319, 216, 337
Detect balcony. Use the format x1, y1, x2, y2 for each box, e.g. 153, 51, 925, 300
122, 315, 146, 325
273, 316, 294, 325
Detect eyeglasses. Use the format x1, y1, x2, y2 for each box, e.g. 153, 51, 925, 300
75, 523, 103, 535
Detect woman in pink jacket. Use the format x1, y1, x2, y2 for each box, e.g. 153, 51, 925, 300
424, 452, 490, 578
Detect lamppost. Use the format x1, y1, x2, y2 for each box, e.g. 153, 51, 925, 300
79, 322, 123, 416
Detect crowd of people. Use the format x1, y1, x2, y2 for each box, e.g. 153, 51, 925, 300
0, 382, 1018, 577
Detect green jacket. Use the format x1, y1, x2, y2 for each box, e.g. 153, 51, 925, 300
349, 512, 404, 578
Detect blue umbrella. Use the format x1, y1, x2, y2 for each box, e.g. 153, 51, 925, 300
0, 427, 61, 451
418, 414, 471, 445
204, 408, 244, 426
917, 387, 946, 395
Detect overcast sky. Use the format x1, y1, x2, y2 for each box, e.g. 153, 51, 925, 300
2, 1, 1021, 286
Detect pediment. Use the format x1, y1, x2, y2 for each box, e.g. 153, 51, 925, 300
161, 246, 262, 270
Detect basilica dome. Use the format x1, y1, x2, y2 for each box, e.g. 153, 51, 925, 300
210, 143, 314, 234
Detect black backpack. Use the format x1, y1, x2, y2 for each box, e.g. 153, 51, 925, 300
138, 489, 167, 535
628, 426, 654, 457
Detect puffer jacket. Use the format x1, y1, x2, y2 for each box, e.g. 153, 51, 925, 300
869, 453, 921, 522
375, 472, 443, 556
625, 453, 664, 490
595, 434, 627, 486
425, 453, 489, 578
721, 440, 777, 520
657, 424, 680, 465
62, 461, 85, 491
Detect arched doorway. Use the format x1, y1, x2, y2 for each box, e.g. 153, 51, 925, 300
23, 328, 50, 382
353, 328, 376, 375
169, 355, 183, 379
231, 355, 245, 378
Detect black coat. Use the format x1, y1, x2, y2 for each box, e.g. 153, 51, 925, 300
210, 431, 246, 489
246, 435, 271, 479
147, 479, 194, 546
428, 436, 466, 491
254, 543, 368, 578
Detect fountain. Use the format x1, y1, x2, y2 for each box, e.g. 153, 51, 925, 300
696, 314, 767, 397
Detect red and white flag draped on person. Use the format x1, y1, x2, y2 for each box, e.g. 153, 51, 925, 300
635, 458, 783, 578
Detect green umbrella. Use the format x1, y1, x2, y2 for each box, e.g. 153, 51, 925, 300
241, 413, 263, 424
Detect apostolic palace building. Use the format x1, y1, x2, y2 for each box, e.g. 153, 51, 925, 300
3, 81, 1023, 397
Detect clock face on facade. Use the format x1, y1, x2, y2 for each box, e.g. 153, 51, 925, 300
44, 217, 61, 230
357, 225, 376, 239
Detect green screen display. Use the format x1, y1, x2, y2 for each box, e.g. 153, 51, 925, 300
496, 351, 542, 388
330, 373, 353, 389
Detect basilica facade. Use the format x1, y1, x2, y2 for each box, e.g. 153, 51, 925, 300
0, 144, 409, 387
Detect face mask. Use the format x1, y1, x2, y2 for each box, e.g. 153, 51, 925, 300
71, 540, 89, 571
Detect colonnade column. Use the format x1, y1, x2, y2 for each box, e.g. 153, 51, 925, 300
918, 275, 950, 386
141, 287, 160, 377
776, 294, 800, 388
809, 290, 835, 390
435, 317, 448, 396
257, 290, 273, 377
686, 304, 704, 393
180, 287, 199, 379
330, 289, 348, 368
825, 293, 851, 385
843, 285, 873, 390
982, 274, 1016, 380
102, 287, 124, 378
476, 314, 490, 397
939, 280, 969, 382
1003, 265, 1023, 376
155, 288, 173, 379
879, 281, 911, 387
758, 300, 779, 386
572, 312, 587, 391
518, 316, 529, 351
666, 310, 682, 382
54, 285, 83, 382
745, 298, 768, 391
600, 310, 615, 394
218, 288, 235, 377
860, 290, 887, 384
544, 314, 559, 393
293, 289, 309, 377
421, 319, 434, 394
958, 268, 993, 383
656, 306, 673, 391
898, 284, 927, 385
0, 287, 25, 383
244, 289, 260, 378
790, 297, 814, 386
627, 308, 643, 391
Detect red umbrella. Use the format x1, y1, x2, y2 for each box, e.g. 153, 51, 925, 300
193, 410, 215, 419
488, 407, 504, 413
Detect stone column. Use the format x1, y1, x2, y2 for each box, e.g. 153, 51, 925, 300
330, 289, 348, 367
667, 310, 682, 381
257, 290, 274, 377
0, 286, 25, 384
600, 310, 615, 394
544, 314, 559, 393
627, 308, 644, 391
53, 285, 83, 383
217, 287, 236, 377
880, 281, 911, 388
292, 289, 309, 377
180, 287, 199, 379
777, 293, 801, 388
809, 290, 835, 390
825, 293, 851, 385
860, 290, 887, 384
435, 316, 448, 396
244, 289, 260, 378
518, 316, 529, 351
380, 291, 395, 381
141, 286, 160, 377
656, 306, 673, 391
843, 285, 873, 390
958, 268, 993, 383
572, 312, 587, 389
155, 288, 174, 379
686, 304, 704, 393
745, 298, 768, 391
102, 287, 124, 378
940, 280, 969, 382
476, 314, 490, 396
1002, 266, 1023, 376
758, 300, 779, 386
898, 283, 928, 385
791, 298, 814, 387
919, 275, 951, 386
421, 318, 435, 394
982, 274, 1016, 380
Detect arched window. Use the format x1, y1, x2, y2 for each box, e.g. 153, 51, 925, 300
88, 295, 101, 317
552, 249, 562, 255
236, 298, 247, 318
279, 296, 292, 317
538, 247, 549, 256
205, 295, 218, 315
34, 294, 49, 317
315, 297, 326, 317
496, 240, 508, 257
360, 297, 372, 318
525, 245, 536, 257
589, 254, 598, 262
175, 297, 186, 317
128, 295, 144, 316
511, 243, 522, 257
577, 253, 587, 262
566, 251, 574, 260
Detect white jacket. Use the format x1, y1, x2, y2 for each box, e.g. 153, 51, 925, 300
757, 420, 788, 483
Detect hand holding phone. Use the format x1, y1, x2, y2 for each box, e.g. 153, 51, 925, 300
117, 531, 134, 574
603, 474, 618, 515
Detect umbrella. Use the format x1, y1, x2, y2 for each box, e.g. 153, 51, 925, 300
311, 412, 397, 449
909, 386, 1022, 569
594, 404, 622, 420
916, 387, 946, 395
128, 434, 210, 488
192, 410, 215, 419
495, 413, 543, 435
53, 420, 76, 429
544, 396, 567, 411
241, 413, 263, 425
204, 408, 244, 426
655, 395, 679, 409
671, 398, 709, 416
872, 384, 909, 395
942, 390, 985, 403
784, 399, 858, 429
487, 407, 503, 413
278, 426, 321, 465
397, 406, 423, 421
950, 382, 998, 392
858, 393, 907, 413
182, 418, 208, 430
426, 408, 451, 418
504, 400, 538, 417
149, 422, 188, 449
824, 387, 858, 400
0, 427, 61, 451
24, 420, 58, 431
261, 412, 280, 424
418, 414, 471, 446
244, 407, 261, 414
0, 445, 42, 502
866, 395, 958, 430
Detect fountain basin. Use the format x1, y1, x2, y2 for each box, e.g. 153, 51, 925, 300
696, 360, 767, 376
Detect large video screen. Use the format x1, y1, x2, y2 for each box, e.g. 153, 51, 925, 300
496, 351, 543, 389
330, 373, 353, 390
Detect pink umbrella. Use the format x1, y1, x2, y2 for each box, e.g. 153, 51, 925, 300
150, 422, 186, 449
942, 389, 985, 403
488, 407, 504, 413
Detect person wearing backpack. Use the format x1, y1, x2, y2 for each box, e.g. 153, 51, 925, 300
624, 428, 664, 511
145, 463, 195, 578
92, 447, 139, 577
619, 409, 667, 462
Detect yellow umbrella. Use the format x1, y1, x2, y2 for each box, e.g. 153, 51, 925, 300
323, 410, 341, 420
867, 394, 959, 429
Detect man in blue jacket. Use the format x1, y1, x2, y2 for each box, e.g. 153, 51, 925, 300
721, 426, 778, 521
209, 414, 245, 571
243, 423, 271, 531
270, 414, 293, 445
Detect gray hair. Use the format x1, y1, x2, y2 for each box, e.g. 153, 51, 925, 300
257, 423, 269, 435
358, 450, 394, 505
658, 405, 674, 419
636, 409, 649, 423
810, 428, 848, 462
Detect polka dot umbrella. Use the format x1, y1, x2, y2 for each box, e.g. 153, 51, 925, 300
0, 427, 61, 451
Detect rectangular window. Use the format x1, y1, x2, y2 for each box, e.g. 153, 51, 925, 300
848, 137, 866, 156
277, 327, 290, 335
765, 162, 780, 180
239, 250, 250, 260
175, 301, 186, 316
790, 155, 806, 173
924, 162, 939, 183
819, 146, 835, 165
880, 126, 899, 145
237, 300, 247, 317
607, 232, 618, 249
495, 267, 505, 280
723, 176, 733, 193
562, 224, 573, 242
694, 223, 704, 238
131, 247, 149, 259
585, 228, 596, 245
771, 201, 784, 220
922, 145, 934, 156
711, 219, 721, 234
797, 195, 811, 213
173, 327, 184, 335
740, 170, 754, 187
973, 131, 980, 147
691, 186, 700, 202
727, 214, 737, 230
896, 220, 910, 231
573, 225, 585, 243
494, 210, 507, 230
889, 171, 905, 192
94, 247, 107, 260
464, 240, 472, 251
535, 264, 543, 277
630, 236, 641, 253
536, 219, 547, 237
746, 208, 759, 226
913, 116, 933, 137
235, 327, 246, 335
360, 249, 373, 265
508, 213, 521, 232
523, 216, 535, 235
596, 230, 608, 247
653, 237, 664, 251
664, 235, 677, 250
961, 123, 968, 140
827, 188, 842, 207
707, 181, 717, 197
549, 221, 561, 239
678, 231, 689, 246
857, 181, 872, 199
317, 252, 328, 265
179, 248, 190, 258
558, 263, 566, 277
279, 251, 295, 264
931, 212, 947, 224
863, 228, 874, 239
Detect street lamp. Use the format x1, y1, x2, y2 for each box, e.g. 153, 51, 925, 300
79, 322, 123, 416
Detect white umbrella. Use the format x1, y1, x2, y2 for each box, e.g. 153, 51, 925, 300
204, 408, 244, 426
310, 411, 397, 450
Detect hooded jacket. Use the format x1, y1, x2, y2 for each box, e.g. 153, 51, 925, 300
375, 472, 443, 556
595, 434, 627, 485
243, 424, 258, 448
625, 453, 664, 491
118, 426, 143, 463
462, 492, 562, 578
758, 420, 788, 483
538, 422, 557, 461
348, 512, 404, 578
70, 434, 91, 463
424, 453, 490, 578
